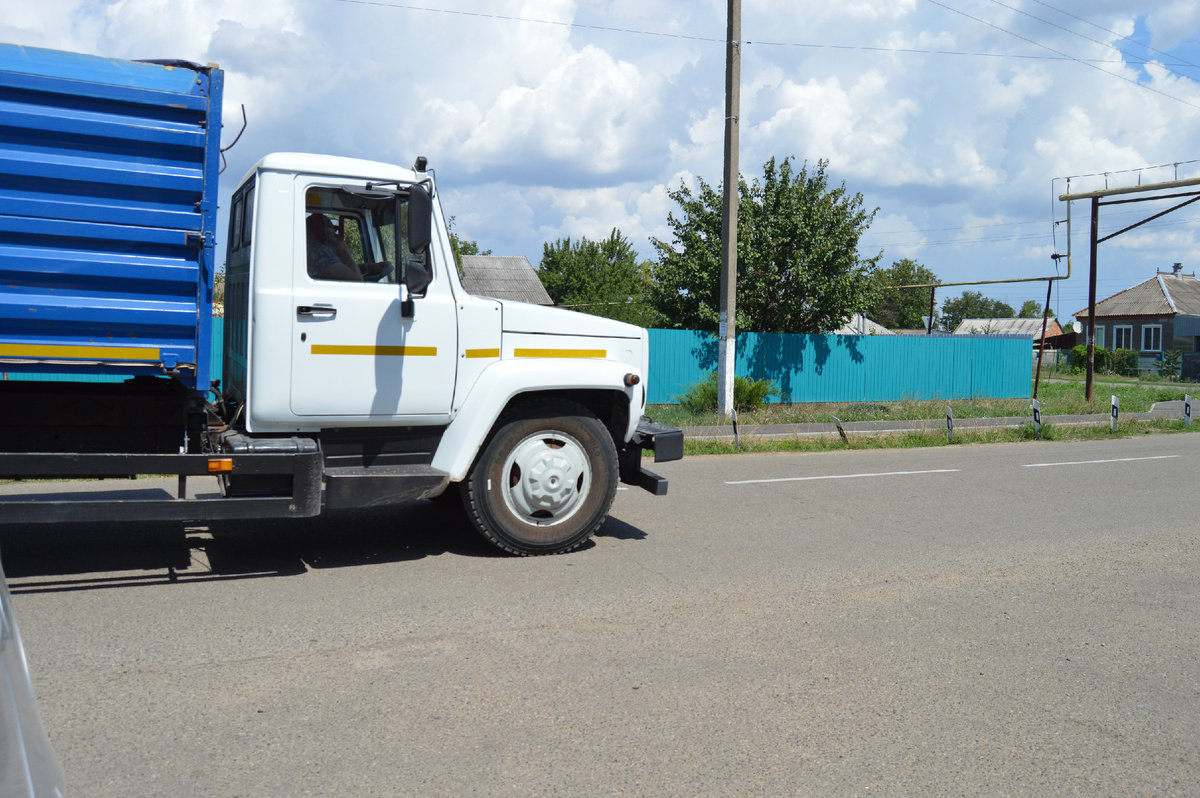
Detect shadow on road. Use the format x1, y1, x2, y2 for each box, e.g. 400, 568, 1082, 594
0, 500, 646, 594
0, 500, 494, 593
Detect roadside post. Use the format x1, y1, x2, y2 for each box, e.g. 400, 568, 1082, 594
945, 405, 954, 443
1032, 399, 1042, 439
1186, 394, 1192, 426
1111, 395, 1119, 431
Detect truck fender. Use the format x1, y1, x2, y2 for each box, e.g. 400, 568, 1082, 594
431, 358, 641, 482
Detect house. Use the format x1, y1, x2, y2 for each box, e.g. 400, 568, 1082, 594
459, 255, 553, 305
951, 317, 1064, 345
1072, 264, 1200, 357
829, 313, 894, 335
894, 329, 953, 337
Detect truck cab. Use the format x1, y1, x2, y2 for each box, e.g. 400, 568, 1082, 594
218, 153, 679, 554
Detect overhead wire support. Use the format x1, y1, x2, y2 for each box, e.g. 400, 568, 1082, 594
1057, 174, 1200, 401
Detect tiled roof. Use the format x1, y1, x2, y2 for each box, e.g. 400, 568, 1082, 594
1073, 272, 1200, 318
952, 317, 1063, 338
460, 256, 553, 305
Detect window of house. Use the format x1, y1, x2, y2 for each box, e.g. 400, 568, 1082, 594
1093, 326, 1104, 349
1113, 325, 1133, 350
1142, 324, 1162, 352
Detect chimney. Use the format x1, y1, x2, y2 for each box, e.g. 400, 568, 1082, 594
1173, 262, 1182, 275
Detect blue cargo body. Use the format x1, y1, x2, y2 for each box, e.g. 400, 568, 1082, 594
0, 44, 223, 391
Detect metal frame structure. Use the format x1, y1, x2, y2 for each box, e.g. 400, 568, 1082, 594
1058, 176, 1200, 400
0, 451, 322, 523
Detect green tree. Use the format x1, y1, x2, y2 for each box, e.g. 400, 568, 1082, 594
651, 157, 881, 333
539, 229, 664, 328
866, 258, 939, 330
447, 216, 492, 271
1018, 300, 1045, 318
941, 290, 1015, 333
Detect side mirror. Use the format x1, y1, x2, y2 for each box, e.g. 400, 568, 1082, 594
404, 260, 432, 296
407, 184, 432, 256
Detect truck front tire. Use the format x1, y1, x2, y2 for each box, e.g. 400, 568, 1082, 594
464, 400, 618, 555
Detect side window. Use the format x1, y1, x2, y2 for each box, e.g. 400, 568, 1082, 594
304, 185, 425, 285
1142, 324, 1162, 352
242, 187, 255, 248
230, 195, 243, 252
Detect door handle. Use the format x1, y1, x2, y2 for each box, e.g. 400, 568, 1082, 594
297, 305, 337, 318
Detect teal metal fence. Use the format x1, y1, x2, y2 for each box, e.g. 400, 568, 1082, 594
4, 321, 1030, 406
647, 329, 1031, 405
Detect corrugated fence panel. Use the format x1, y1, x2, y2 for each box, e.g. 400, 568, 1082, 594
971, 336, 1030, 398
647, 328, 711, 404
647, 329, 1031, 404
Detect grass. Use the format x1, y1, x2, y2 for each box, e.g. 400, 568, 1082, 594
647, 379, 1194, 428
682, 418, 1199, 456
1040, 369, 1197, 386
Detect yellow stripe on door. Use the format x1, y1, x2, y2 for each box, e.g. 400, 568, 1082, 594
513, 348, 606, 359
311, 345, 437, 356
0, 343, 161, 361
464, 348, 500, 359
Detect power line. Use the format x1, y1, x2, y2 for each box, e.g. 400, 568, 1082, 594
329, 0, 724, 42
982, 0, 1200, 82
326, 0, 1190, 66
1026, 0, 1200, 71
924, 0, 1200, 112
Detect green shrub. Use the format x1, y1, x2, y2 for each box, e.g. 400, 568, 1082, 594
674, 371, 781, 413
1110, 348, 1139, 376
1071, 344, 1109, 372
1159, 349, 1181, 380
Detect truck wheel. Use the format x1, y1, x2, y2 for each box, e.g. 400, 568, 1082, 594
464, 400, 618, 555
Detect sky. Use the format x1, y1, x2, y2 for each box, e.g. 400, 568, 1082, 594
4, 0, 1200, 323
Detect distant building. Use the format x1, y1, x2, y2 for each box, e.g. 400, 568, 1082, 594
459, 255, 553, 305
952, 317, 1064, 345
829, 313, 894, 335
1071, 264, 1200, 354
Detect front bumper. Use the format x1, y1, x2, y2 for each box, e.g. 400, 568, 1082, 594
618, 418, 684, 496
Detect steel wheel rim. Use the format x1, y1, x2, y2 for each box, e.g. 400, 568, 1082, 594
500, 430, 592, 527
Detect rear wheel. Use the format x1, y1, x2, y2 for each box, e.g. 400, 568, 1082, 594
464, 400, 618, 555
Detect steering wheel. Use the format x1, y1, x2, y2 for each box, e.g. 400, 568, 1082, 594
365, 261, 395, 283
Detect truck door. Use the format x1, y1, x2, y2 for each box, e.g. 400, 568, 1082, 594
290, 182, 457, 419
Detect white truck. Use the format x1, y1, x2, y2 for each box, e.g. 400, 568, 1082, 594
0, 46, 681, 555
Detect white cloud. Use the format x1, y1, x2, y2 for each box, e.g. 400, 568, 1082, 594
1, 0, 1198, 304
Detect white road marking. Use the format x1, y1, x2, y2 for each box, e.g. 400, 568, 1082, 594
726, 468, 961, 485
1023, 455, 1179, 468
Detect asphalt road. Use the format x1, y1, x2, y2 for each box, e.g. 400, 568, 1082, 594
3, 435, 1198, 797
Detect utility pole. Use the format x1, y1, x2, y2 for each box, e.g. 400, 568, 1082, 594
1086, 196, 1098, 402
717, 0, 741, 419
